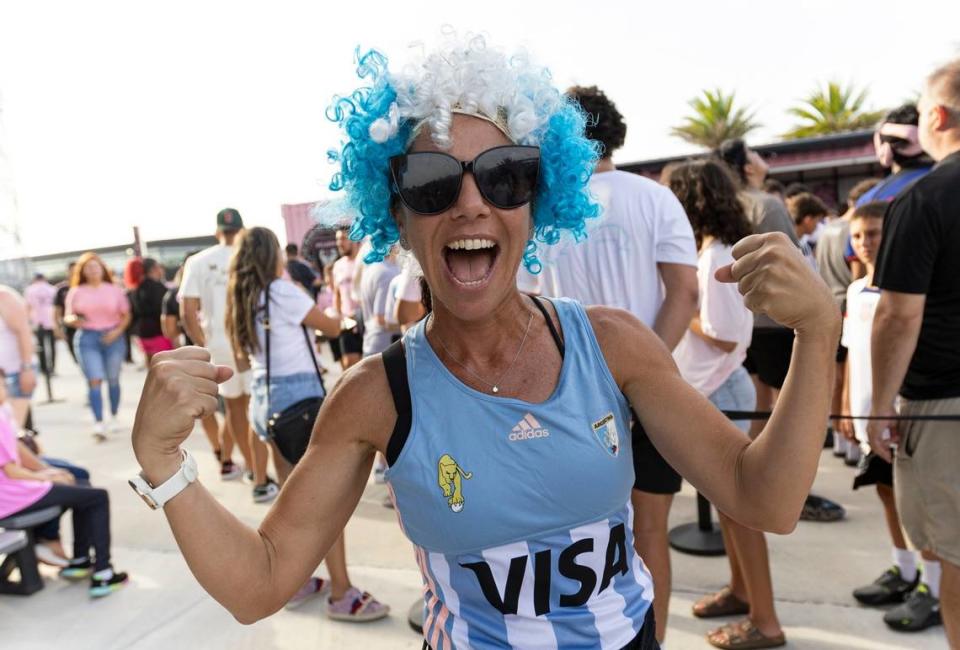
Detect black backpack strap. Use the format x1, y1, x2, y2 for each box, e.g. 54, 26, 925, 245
383, 339, 412, 467
529, 295, 564, 358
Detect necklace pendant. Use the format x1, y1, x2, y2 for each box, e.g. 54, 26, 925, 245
492, 386, 499, 394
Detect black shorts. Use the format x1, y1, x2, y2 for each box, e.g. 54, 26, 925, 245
327, 337, 342, 362
338, 329, 363, 356
743, 328, 795, 390
852, 452, 893, 489
632, 416, 681, 494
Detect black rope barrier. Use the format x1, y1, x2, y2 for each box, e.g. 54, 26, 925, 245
721, 410, 960, 421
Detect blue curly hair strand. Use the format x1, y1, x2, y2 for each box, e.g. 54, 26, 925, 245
325, 37, 601, 273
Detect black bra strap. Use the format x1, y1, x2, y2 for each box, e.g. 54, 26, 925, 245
529, 295, 565, 358
383, 339, 411, 467
383, 298, 564, 467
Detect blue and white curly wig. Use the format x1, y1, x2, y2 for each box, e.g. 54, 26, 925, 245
325, 34, 601, 274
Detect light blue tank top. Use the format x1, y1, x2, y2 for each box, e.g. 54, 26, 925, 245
386, 298, 653, 650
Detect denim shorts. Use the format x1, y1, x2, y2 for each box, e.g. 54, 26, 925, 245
707, 366, 756, 435
249, 372, 324, 440
4, 365, 37, 398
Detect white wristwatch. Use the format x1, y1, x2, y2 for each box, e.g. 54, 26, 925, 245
128, 449, 198, 510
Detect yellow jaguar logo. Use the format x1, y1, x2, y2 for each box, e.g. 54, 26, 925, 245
437, 454, 472, 512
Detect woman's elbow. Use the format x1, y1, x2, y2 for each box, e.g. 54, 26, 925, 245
230, 600, 279, 625
760, 501, 802, 535
735, 502, 800, 535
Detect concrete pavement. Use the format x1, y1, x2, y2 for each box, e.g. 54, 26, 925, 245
0, 341, 945, 649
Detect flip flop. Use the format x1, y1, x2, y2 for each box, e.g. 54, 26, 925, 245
693, 586, 750, 618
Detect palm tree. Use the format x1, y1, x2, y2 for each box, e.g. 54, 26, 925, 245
670, 89, 761, 150
784, 82, 886, 139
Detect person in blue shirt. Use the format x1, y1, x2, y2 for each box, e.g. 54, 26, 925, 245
843, 104, 934, 262
130, 36, 839, 650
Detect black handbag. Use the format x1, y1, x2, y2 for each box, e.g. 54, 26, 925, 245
264, 281, 326, 465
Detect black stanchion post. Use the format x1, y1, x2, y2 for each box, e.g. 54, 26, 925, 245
39, 366, 63, 405
408, 599, 424, 634
668, 492, 726, 556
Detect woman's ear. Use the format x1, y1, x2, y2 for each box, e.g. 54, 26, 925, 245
391, 200, 411, 250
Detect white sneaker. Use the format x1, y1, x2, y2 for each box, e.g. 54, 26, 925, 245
35, 544, 69, 568
252, 480, 279, 504
108, 417, 121, 434
92, 422, 106, 441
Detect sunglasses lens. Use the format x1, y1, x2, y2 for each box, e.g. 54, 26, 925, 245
474, 146, 540, 209
391, 153, 462, 214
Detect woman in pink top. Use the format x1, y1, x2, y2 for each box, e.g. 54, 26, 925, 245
65, 253, 131, 440
0, 375, 128, 597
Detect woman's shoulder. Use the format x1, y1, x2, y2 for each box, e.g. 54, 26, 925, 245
702, 240, 735, 266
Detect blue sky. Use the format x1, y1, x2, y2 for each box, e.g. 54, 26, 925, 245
1, 0, 958, 256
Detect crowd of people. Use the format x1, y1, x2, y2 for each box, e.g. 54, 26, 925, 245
2, 35, 959, 650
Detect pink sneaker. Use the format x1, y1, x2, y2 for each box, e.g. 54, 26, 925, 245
325, 586, 390, 622
285, 576, 330, 610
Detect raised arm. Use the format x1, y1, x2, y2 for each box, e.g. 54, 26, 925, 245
131, 347, 392, 623
596, 232, 839, 533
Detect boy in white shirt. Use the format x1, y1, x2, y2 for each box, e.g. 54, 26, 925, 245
841, 201, 941, 625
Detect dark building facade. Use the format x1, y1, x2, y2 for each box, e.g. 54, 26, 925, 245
620, 130, 883, 210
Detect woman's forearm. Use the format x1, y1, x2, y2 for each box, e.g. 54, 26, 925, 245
739, 326, 838, 532
160, 480, 278, 623
3, 463, 47, 482
17, 441, 47, 471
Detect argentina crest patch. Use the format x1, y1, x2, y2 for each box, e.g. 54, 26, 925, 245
591, 413, 620, 457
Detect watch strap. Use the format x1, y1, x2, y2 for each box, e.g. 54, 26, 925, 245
130, 449, 197, 509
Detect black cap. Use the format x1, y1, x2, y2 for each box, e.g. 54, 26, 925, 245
216, 208, 244, 231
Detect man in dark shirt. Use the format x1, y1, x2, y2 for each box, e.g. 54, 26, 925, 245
132, 258, 174, 363
52, 262, 78, 365
870, 58, 960, 643
285, 243, 318, 297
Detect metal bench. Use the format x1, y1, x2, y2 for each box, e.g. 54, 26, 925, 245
0, 506, 63, 595
0, 531, 27, 555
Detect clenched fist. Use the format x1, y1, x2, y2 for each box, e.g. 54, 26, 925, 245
715, 232, 839, 334
132, 347, 233, 484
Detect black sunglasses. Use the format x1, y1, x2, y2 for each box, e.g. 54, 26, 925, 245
389, 145, 540, 215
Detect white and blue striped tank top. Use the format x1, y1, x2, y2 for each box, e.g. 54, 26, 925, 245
385, 297, 654, 649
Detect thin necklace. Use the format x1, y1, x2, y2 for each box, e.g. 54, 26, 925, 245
430, 309, 535, 394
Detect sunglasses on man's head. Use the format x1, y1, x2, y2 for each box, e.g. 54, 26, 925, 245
389, 145, 540, 215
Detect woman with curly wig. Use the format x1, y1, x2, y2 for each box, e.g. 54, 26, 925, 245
131, 35, 838, 649
667, 160, 786, 649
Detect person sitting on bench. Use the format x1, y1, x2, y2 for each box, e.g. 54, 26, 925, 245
0, 371, 128, 597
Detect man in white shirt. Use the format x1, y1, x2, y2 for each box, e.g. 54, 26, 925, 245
180, 209, 269, 500
539, 86, 699, 645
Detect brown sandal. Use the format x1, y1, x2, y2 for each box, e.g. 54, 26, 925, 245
707, 619, 786, 649
693, 586, 750, 618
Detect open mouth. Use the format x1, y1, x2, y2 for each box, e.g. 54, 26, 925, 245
443, 238, 500, 287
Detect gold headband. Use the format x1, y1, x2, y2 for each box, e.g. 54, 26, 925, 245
451, 106, 512, 141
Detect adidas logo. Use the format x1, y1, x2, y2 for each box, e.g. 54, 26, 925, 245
509, 413, 550, 441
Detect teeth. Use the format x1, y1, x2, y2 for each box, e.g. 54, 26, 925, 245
446, 238, 496, 251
